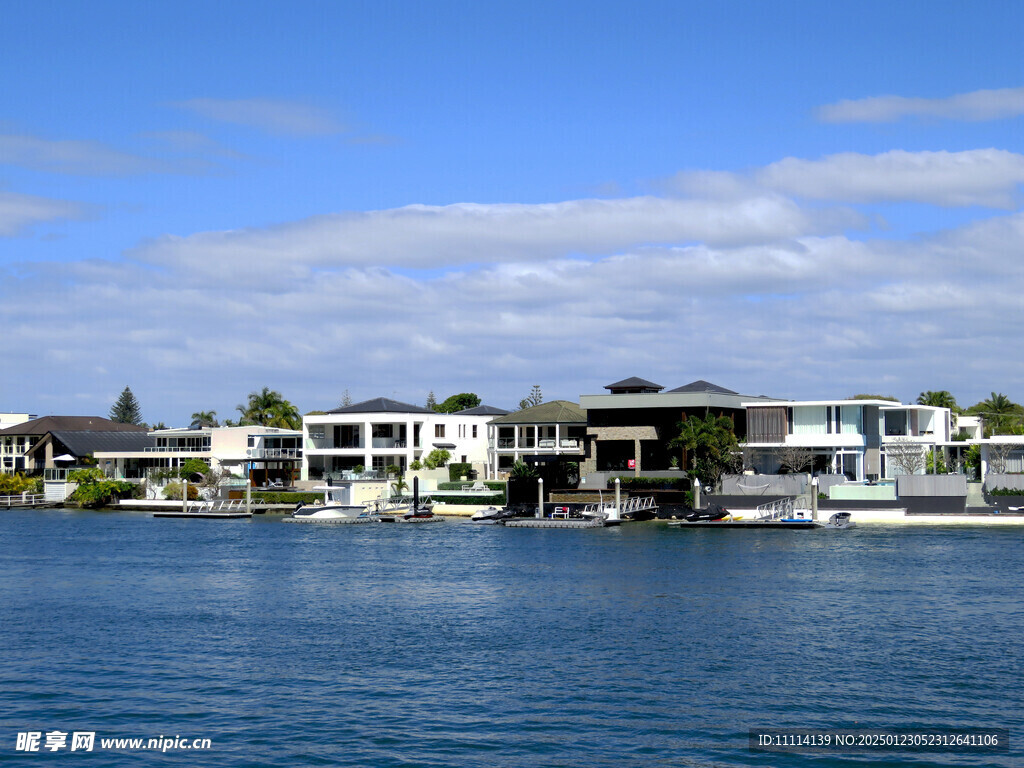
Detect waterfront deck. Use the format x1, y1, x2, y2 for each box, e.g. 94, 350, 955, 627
502, 518, 606, 529
1, 493, 48, 509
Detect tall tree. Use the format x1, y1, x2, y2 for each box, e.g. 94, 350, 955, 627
426, 391, 438, 410
670, 413, 741, 490
917, 391, 958, 411
436, 393, 481, 413
190, 410, 219, 428
519, 385, 543, 411
109, 386, 144, 426
341, 389, 353, 407
969, 392, 1023, 436
236, 387, 301, 429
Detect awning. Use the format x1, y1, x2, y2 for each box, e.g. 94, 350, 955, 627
53, 454, 76, 462
433, 443, 457, 449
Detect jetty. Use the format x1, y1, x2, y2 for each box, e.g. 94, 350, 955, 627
502, 518, 606, 529
1, 493, 48, 509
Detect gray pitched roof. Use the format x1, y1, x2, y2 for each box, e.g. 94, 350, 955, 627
327, 397, 436, 415
0, 415, 148, 437
667, 380, 738, 395
488, 400, 586, 425
456, 405, 510, 416
52, 431, 156, 455
605, 377, 664, 392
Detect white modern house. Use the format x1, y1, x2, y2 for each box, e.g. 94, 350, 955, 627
302, 398, 502, 480
93, 425, 303, 485
743, 398, 954, 480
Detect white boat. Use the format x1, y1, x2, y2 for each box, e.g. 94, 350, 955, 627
291, 485, 373, 520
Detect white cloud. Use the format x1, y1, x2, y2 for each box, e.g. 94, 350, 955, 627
671, 149, 1024, 208
129, 195, 864, 277
174, 98, 346, 136
817, 86, 1024, 123
6, 203, 1024, 419
0, 133, 211, 176
0, 191, 85, 236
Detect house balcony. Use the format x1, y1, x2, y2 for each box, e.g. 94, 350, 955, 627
371, 438, 408, 449
247, 447, 303, 460
493, 438, 582, 453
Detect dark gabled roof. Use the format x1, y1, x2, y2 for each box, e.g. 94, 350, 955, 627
667, 380, 738, 395
456, 405, 510, 416
605, 377, 664, 392
327, 397, 435, 415
0, 415, 148, 437
29, 430, 156, 457
488, 400, 586, 425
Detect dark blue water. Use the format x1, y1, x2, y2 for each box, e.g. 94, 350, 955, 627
1, 510, 1020, 767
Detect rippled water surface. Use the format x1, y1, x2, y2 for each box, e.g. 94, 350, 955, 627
1, 509, 1021, 766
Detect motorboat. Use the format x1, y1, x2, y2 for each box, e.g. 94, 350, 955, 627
470, 506, 516, 524
291, 485, 372, 520
825, 511, 856, 529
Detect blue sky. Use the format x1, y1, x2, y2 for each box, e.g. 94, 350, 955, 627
3, 1, 1024, 424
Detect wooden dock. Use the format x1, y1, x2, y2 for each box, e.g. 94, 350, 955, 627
153, 511, 253, 519
668, 519, 822, 529
282, 516, 377, 525
1, 493, 49, 509
502, 518, 606, 529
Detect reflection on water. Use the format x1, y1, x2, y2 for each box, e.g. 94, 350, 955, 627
0, 510, 1021, 767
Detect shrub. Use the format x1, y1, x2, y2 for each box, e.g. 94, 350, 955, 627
70, 480, 137, 508
424, 450, 450, 469
410, 459, 423, 471
68, 468, 106, 484
988, 487, 1024, 496
163, 482, 201, 501
0, 473, 41, 495
178, 458, 211, 479
251, 491, 324, 504
448, 463, 474, 481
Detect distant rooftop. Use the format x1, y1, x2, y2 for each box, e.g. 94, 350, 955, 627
605, 377, 664, 393
326, 397, 436, 415
489, 400, 586, 425
455, 405, 510, 416
667, 380, 739, 395
0, 415, 148, 437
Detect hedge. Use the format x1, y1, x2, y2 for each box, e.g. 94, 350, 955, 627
251, 491, 324, 504
447, 463, 475, 481
606, 476, 690, 491
432, 493, 507, 506
437, 481, 506, 491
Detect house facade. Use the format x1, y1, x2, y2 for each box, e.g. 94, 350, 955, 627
486, 400, 588, 475
302, 398, 500, 480
93, 425, 303, 485
579, 378, 777, 475
743, 399, 954, 480
0, 415, 148, 475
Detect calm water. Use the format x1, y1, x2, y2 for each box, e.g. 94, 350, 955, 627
1, 509, 1021, 767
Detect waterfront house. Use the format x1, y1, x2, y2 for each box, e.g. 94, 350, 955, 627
302, 398, 500, 480
0, 415, 148, 475
578, 378, 777, 475
486, 400, 587, 476
742, 398, 954, 480
93, 425, 303, 486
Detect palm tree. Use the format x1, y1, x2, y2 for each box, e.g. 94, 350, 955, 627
670, 413, 741, 490
970, 392, 1023, 436
916, 391, 958, 411
190, 410, 219, 429
236, 388, 301, 429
